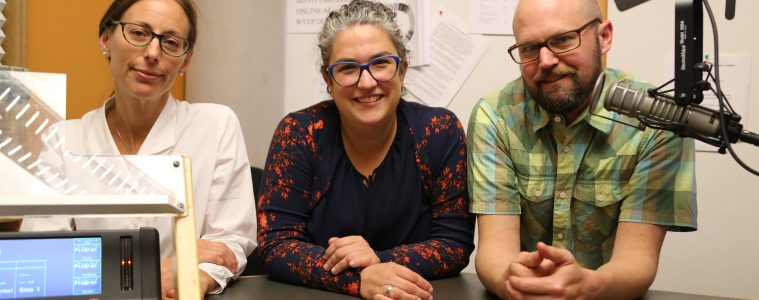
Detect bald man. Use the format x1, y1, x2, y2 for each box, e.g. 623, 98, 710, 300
467, 0, 697, 298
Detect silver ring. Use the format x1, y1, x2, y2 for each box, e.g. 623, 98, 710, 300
385, 284, 394, 296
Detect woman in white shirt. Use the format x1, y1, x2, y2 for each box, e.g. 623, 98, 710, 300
20, 0, 256, 296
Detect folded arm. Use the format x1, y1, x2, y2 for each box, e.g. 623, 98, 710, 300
376, 113, 475, 278
257, 115, 365, 295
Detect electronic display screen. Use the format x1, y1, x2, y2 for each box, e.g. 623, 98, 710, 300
0, 237, 102, 299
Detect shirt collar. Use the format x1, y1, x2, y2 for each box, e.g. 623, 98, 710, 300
99, 94, 178, 155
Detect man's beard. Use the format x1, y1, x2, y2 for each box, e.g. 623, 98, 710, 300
525, 46, 602, 115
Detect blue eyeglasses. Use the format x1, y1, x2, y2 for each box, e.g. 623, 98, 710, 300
326, 55, 401, 87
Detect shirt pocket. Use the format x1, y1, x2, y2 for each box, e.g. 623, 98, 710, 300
572, 181, 625, 245
516, 174, 555, 203
515, 174, 554, 244
573, 181, 624, 207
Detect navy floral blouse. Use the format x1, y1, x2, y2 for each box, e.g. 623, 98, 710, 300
257, 99, 475, 296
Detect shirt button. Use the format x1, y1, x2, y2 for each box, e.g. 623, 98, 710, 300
533, 190, 542, 197
559, 191, 567, 199
557, 233, 564, 240
553, 116, 563, 123
597, 193, 606, 201
562, 145, 571, 153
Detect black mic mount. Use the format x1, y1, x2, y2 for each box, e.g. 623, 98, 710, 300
610, 0, 759, 175
725, 0, 736, 19
614, 0, 650, 12
675, 0, 704, 106
617, 0, 736, 105
603, 68, 759, 152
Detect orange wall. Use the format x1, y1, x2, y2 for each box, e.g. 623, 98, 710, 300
26, 0, 185, 120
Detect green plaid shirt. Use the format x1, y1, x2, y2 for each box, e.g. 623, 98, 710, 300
468, 68, 697, 269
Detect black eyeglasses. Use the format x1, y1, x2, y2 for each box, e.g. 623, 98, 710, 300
508, 18, 601, 64
326, 55, 402, 87
112, 21, 192, 57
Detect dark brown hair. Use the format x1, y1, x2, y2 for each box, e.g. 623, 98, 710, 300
98, 0, 198, 47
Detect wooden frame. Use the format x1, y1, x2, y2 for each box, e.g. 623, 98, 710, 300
1, 0, 27, 67
174, 156, 202, 299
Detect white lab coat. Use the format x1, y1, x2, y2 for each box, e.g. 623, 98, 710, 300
21, 96, 257, 293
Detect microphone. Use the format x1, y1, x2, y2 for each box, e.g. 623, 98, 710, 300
602, 79, 759, 147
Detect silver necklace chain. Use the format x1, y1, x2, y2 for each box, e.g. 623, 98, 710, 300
114, 125, 134, 154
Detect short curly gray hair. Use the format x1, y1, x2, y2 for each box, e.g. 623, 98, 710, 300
317, 0, 409, 73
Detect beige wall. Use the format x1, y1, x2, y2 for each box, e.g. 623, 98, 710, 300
24, 0, 185, 120
186, 0, 285, 168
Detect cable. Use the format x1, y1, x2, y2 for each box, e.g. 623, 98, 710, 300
703, 0, 759, 175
